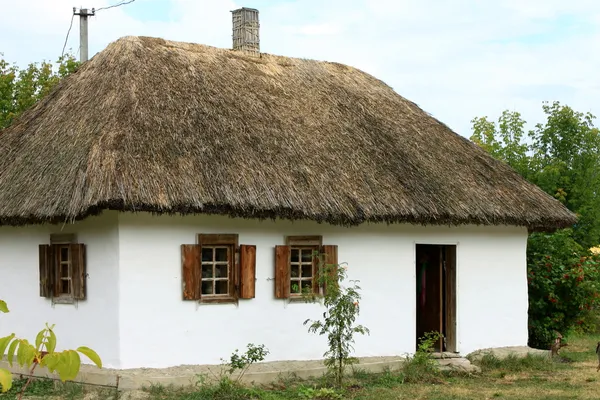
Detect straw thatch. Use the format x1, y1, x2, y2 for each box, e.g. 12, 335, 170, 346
0, 36, 576, 230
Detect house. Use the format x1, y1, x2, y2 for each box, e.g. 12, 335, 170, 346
0, 8, 575, 371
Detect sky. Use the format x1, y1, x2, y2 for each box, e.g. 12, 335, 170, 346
1, 0, 598, 137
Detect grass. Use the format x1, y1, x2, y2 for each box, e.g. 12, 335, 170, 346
3, 334, 600, 400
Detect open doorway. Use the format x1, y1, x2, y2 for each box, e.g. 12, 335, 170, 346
416, 244, 456, 353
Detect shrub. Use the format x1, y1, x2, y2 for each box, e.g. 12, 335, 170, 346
527, 230, 600, 349
303, 255, 369, 388
222, 343, 269, 383
401, 331, 443, 383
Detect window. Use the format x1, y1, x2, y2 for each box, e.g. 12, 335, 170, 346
288, 236, 321, 297
39, 234, 87, 303
181, 234, 256, 303
199, 235, 236, 298
56, 245, 72, 296
274, 236, 338, 300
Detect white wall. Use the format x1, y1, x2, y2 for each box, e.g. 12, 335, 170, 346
117, 213, 529, 369
0, 212, 121, 368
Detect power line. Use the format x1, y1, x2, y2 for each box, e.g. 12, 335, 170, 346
95, 0, 136, 12
60, 13, 75, 59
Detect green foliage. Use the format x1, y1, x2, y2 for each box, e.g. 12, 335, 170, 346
222, 343, 269, 383
526, 231, 600, 348
401, 331, 443, 383
191, 376, 264, 400
302, 255, 370, 388
0, 300, 102, 394
470, 101, 600, 249
0, 377, 55, 399
470, 101, 600, 348
297, 386, 342, 399
186, 343, 269, 400
0, 53, 79, 130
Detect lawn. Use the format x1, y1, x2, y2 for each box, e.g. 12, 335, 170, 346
2, 334, 600, 400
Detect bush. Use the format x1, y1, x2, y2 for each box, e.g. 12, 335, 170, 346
527, 230, 600, 349
401, 331, 443, 383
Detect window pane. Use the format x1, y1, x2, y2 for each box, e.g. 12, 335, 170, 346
201, 281, 213, 295
301, 264, 312, 278
302, 280, 313, 293
291, 249, 299, 263
301, 250, 313, 262
202, 264, 213, 279
202, 248, 213, 262
215, 264, 228, 278
290, 280, 300, 294
215, 280, 229, 295
215, 248, 228, 262
61, 279, 70, 294
61, 264, 69, 278
290, 265, 299, 278
60, 247, 69, 262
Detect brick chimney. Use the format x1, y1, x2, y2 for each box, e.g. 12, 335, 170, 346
231, 7, 260, 56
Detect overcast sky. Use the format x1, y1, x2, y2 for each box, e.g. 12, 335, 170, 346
1, 0, 598, 137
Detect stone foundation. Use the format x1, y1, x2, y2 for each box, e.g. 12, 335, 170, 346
1, 351, 489, 390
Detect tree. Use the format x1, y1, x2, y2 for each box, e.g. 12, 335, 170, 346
471, 101, 600, 249
1, 53, 85, 395
470, 102, 600, 348
303, 254, 369, 388
0, 53, 78, 130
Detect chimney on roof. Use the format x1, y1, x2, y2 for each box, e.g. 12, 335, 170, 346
231, 7, 260, 56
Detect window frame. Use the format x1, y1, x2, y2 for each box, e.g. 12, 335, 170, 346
47, 233, 80, 304
285, 235, 323, 298
197, 234, 239, 304
54, 244, 73, 298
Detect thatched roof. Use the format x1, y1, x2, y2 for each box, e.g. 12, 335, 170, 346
0, 36, 576, 230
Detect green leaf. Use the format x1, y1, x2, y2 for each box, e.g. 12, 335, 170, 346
35, 329, 45, 351
0, 300, 8, 313
16, 340, 27, 367
0, 368, 12, 393
77, 346, 102, 369
59, 350, 81, 381
40, 353, 60, 373
14, 339, 36, 368
0, 334, 15, 358
46, 328, 56, 353
6, 340, 18, 367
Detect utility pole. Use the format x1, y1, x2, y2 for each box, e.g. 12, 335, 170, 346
73, 7, 95, 63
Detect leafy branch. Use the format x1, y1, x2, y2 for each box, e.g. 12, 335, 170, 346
0, 300, 102, 396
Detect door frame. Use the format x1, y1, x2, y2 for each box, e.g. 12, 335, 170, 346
414, 241, 458, 353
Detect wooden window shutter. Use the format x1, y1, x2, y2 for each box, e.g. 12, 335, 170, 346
70, 244, 87, 300
39, 245, 53, 298
274, 245, 290, 299
239, 245, 256, 299
322, 245, 339, 295
181, 244, 201, 300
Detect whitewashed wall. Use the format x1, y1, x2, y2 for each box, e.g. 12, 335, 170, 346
0, 212, 120, 368
117, 213, 529, 369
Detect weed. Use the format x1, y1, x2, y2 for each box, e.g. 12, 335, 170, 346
297, 386, 342, 399
401, 331, 444, 383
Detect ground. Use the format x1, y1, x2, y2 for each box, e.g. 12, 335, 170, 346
3, 334, 600, 400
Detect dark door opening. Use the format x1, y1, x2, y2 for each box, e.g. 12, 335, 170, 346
416, 244, 456, 353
